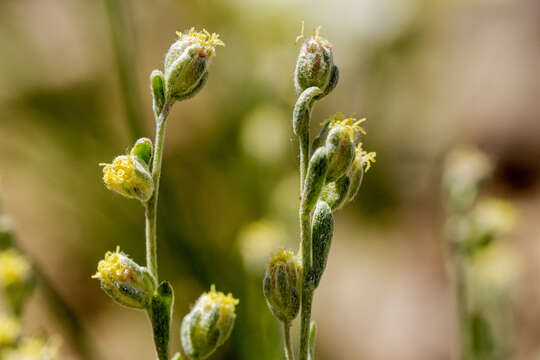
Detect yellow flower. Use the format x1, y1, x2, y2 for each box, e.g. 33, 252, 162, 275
175, 28, 225, 57
101, 155, 154, 202
326, 113, 367, 141
4, 336, 60, 360
92, 247, 156, 309
0, 249, 31, 287
199, 284, 239, 321
0, 314, 20, 347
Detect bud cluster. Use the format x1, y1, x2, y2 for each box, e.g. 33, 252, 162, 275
303, 113, 376, 214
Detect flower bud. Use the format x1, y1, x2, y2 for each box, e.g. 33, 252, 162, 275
311, 201, 334, 288
130, 138, 153, 167
92, 247, 156, 309
0, 314, 20, 347
325, 113, 366, 182
443, 146, 492, 213
164, 28, 224, 102
320, 176, 351, 211
294, 25, 336, 97
0, 249, 34, 315
302, 147, 329, 213
263, 249, 301, 323
181, 285, 238, 360
347, 143, 376, 203
101, 154, 154, 202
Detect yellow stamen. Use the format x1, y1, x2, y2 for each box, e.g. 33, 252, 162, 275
356, 143, 376, 172
176, 27, 225, 50
325, 112, 367, 140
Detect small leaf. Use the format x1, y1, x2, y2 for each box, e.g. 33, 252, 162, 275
151, 70, 166, 116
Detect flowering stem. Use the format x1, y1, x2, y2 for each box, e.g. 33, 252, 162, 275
299, 207, 314, 360
283, 322, 295, 360
145, 101, 172, 280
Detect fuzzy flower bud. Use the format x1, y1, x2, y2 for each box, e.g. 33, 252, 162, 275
320, 176, 351, 211
324, 113, 366, 182
263, 249, 301, 323
0, 249, 34, 315
92, 247, 156, 309
0, 314, 20, 347
302, 147, 329, 213
294, 24, 338, 97
101, 154, 154, 202
181, 285, 239, 360
347, 143, 376, 202
164, 28, 224, 102
443, 146, 492, 213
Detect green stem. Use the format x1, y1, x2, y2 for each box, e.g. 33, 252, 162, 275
454, 249, 469, 360
145, 101, 171, 280
283, 322, 295, 360
299, 207, 314, 360
145, 101, 172, 360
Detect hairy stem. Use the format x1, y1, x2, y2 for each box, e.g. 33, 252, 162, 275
299, 208, 313, 360
283, 322, 295, 360
145, 101, 171, 280
145, 101, 172, 360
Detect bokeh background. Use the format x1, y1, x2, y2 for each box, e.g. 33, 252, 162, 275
1, 0, 540, 359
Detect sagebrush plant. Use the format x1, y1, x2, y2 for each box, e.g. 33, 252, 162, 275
443, 147, 517, 360
95, 28, 238, 360
0, 196, 59, 359
262, 24, 376, 360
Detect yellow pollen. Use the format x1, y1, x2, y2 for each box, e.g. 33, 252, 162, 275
93, 246, 133, 282
267, 248, 296, 265
201, 284, 239, 319
176, 28, 225, 53
101, 155, 136, 187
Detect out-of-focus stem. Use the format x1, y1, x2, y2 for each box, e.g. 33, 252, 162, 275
103, 0, 145, 141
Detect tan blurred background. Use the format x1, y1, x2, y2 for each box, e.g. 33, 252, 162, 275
1, 0, 540, 359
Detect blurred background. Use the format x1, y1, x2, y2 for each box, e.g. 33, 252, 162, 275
1, 0, 540, 359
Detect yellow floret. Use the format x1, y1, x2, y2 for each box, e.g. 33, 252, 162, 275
176, 28, 225, 54
101, 155, 136, 187
268, 248, 296, 265
92, 246, 133, 283
0, 314, 20, 346
326, 113, 367, 141
355, 143, 377, 172
0, 249, 31, 286
201, 284, 239, 319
